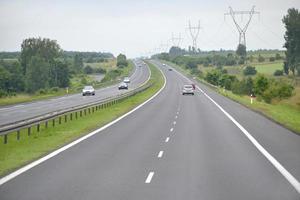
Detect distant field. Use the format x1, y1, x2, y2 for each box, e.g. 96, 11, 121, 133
84, 59, 117, 70
253, 62, 283, 75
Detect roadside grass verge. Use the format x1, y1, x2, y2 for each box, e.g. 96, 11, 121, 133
0, 60, 133, 107
161, 60, 300, 134
0, 62, 164, 177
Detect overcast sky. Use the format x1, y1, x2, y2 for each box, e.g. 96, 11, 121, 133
0, 0, 299, 57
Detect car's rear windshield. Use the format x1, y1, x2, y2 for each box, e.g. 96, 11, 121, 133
184, 85, 193, 89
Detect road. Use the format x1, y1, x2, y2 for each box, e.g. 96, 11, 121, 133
0, 62, 150, 127
0, 60, 299, 199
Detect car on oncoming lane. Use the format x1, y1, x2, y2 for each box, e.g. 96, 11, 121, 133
82, 85, 95, 96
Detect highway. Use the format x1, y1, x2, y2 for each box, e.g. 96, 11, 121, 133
0, 61, 150, 127
0, 61, 299, 199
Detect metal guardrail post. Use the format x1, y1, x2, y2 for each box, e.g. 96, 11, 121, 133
45, 121, 48, 128
4, 134, 8, 144
52, 119, 55, 127
64, 115, 67, 123
28, 127, 31, 136
59, 116, 62, 124
70, 113, 73, 121
37, 124, 40, 132
75, 112, 78, 119
17, 130, 20, 140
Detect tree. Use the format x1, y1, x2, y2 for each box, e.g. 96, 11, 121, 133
51, 61, 70, 88
274, 70, 284, 76
283, 8, 300, 75
20, 37, 61, 75
25, 56, 50, 92
116, 54, 128, 67
186, 60, 197, 69
73, 54, 84, 72
236, 44, 246, 58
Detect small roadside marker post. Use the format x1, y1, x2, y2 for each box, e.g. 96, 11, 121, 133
250, 93, 256, 104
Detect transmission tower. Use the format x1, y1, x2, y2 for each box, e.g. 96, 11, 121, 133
224, 6, 259, 47
188, 20, 201, 51
171, 33, 183, 47
160, 42, 170, 53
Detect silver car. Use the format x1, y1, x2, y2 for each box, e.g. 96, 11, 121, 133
82, 85, 95, 96
123, 77, 130, 83
182, 84, 194, 95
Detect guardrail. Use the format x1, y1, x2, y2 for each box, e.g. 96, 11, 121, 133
0, 82, 153, 144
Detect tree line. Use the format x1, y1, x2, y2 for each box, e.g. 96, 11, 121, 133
0, 37, 115, 96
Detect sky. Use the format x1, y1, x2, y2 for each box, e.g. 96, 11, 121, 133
0, 0, 299, 58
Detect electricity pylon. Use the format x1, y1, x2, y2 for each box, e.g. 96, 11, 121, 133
171, 33, 183, 47
224, 6, 259, 47
188, 20, 201, 51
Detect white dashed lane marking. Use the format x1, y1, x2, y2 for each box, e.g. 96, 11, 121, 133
165, 137, 170, 143
157, 151, 164, 158
145, 172, 154, 183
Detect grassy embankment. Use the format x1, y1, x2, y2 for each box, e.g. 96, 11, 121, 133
163, 60, 300, 134
0, 62, 164, 177
0, 59, 133, 106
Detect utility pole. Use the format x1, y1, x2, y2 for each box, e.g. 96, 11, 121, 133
188, 20, 201, 52
171, 33, 183, 47
224, 6, 259, 47
160, 42, 170, 53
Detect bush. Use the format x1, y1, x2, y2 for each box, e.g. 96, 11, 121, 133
186, 60, 197, 69
254, 75, 269, 95
231, 77, 254, 95
37, 88, 47, 95
50, 87, 59, 92
258, 55, 265, 62
190, 68, 203, 77
218, 74, 236, 90
243, 66, 257, 75
273, 70, 283, 76
269, 57, 275, 62
95, 67, 106, 74
205, 70, 221, 86
0, 89, 7, 97
84, 65, 93, 74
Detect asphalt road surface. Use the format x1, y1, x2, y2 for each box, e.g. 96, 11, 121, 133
0, 60, 299, 199
0, 61, 150, 127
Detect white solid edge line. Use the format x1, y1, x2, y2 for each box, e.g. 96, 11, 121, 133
0, 62, 167, 186
145, 172, 155, 183
158, 151, 164, 158
170, 63, 300, 194
165, 137, 170, 142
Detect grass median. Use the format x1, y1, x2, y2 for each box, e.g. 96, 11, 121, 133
0, 62, 164, 177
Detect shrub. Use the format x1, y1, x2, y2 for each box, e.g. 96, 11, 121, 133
37, 88, 47, 95
205, 70, 221, 86
254, 75, 269, 95
269, 57, 275, 62
258, 54, 265, 62
186, 60, 197, 69
243, 66, 257, 75
0, 89, 7, 97
84, 65, 93, 74
273, 70, 283, 76
95, 68, 106, 74
50, 87, 59, 92
218, 74, 236, 90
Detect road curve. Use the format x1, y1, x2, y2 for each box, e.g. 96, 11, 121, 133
0, 61, 150, 127
0, 60, 299, 199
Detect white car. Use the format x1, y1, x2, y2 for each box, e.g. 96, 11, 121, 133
182, 84, 194, 95
123, 77, 130, 83
82, 86, 95, 96
118, 82, 128, 90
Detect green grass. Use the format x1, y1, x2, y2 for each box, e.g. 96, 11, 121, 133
0, 62, 164, 177
253, 62, 283, 75
219, 90, 300, 133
